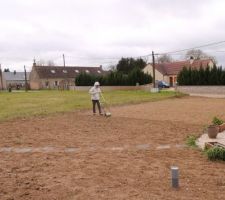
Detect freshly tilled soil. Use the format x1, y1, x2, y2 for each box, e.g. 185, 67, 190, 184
0, 96, 225, 200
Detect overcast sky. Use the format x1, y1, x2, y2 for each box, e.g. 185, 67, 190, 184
1, 0, 225, 71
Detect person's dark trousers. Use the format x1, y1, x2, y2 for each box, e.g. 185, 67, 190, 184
92, 100, 102, 114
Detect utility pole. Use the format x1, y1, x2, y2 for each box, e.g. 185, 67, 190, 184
152, 51, 156, 88
24, 65, 28, 92
63, 54, 66, 67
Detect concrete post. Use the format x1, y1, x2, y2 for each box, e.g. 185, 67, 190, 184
171, 166, 179, 188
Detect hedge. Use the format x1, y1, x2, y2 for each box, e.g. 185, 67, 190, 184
75, 68, 152, 86
177, 65, 225, 85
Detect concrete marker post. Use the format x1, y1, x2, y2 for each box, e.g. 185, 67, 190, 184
171, 166, 179, 188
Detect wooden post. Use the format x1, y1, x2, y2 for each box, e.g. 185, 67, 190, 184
63, 54, 66, 67
24, 65, 28, 92
152, 51, 156, 88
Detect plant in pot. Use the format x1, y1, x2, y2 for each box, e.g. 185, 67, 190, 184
207, 117, 221, 139
213, 117, 225, 133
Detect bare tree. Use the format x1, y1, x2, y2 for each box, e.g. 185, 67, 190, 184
36, 59, 55, 66
4, 68, 10, 72
47, 60, 55, 66
36, 59, 46, 66
109, 64, 117, 71
157, 54, 173, 63
185, 49, 216, 63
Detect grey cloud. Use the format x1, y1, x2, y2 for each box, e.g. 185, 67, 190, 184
0, 0, 225, 70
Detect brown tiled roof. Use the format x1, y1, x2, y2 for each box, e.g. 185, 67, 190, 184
154, 63, 167, 75
34, 65, 108, 79
155, 59, 213, 75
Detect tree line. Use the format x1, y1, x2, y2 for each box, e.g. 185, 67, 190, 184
177, 65, 225, 85
75, 58, 152, 86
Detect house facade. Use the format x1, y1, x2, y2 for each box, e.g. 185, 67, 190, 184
29, 62, 107, 89
0, 71, 30, 90
143, 59, 214, 87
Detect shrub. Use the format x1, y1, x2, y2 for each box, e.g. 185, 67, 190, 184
185, 135, 197, 148
75, 68, 152, 86
206, 147, 225, 161
212, 117, 224, 126
177, 65, 225, 85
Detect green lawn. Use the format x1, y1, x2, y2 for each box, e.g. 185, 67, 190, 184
0, 90, 183, 121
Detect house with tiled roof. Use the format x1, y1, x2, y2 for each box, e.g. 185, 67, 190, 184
143, 59, 214, 86
29, 61, 107, 89
0, 71, 30, 90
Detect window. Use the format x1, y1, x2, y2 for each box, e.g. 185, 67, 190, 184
75, 70, 79, 73
97, 70, 101, 74
51, 70, 56, 74
85, 70, 90, 73
45, 81, 49, 87
54, 81, 58, 86
63, 70, 67, 73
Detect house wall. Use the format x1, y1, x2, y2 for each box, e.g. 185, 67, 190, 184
164, 75, 177, 87
3, 75, 7, 89
0, 74, 29, 90
30, 66, 76, 90
143, 64, 166, 82
39, 78, 75, 89
29, 68, 42, 89
70, 84, 153, 91
0, 73, 6, 89
208, 61, 214, 68
177, 86, 225, 95
5, 80, 29, 88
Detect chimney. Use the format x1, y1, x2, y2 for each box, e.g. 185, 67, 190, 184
33, 58, 36, 67
190, 56, 194, 65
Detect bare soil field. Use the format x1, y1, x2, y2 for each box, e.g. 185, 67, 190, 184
1, 96, 225, 200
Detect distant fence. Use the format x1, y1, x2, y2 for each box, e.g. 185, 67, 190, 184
70, 84, 153, 91
177, 86, 225, 95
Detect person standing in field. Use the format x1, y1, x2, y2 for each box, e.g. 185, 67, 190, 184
89, 82, 103, 115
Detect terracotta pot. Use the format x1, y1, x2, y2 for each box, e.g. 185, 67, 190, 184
219, 123, 225, 132
208, 125, 219, 139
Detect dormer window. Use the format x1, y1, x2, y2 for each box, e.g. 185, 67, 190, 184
75, 70, 79, 73
85, 70, 90, 73
51, 70, 56, 74
63, 70, 67, 73
97, 70, 101, 74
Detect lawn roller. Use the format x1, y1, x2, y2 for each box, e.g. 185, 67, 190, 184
100, 93, 112, 117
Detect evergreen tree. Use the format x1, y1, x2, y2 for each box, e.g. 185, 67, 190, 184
116, 57, 147, 74
177, 64, 225, 86
199, 66, 205, 85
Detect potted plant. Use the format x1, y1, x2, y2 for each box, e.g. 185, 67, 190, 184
213, 117, 225, 132
208, 124, 219, 139
207, 117, 221, 139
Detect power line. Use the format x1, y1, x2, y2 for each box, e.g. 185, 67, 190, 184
2, 40, 225, 68
158, 40, 225, 55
